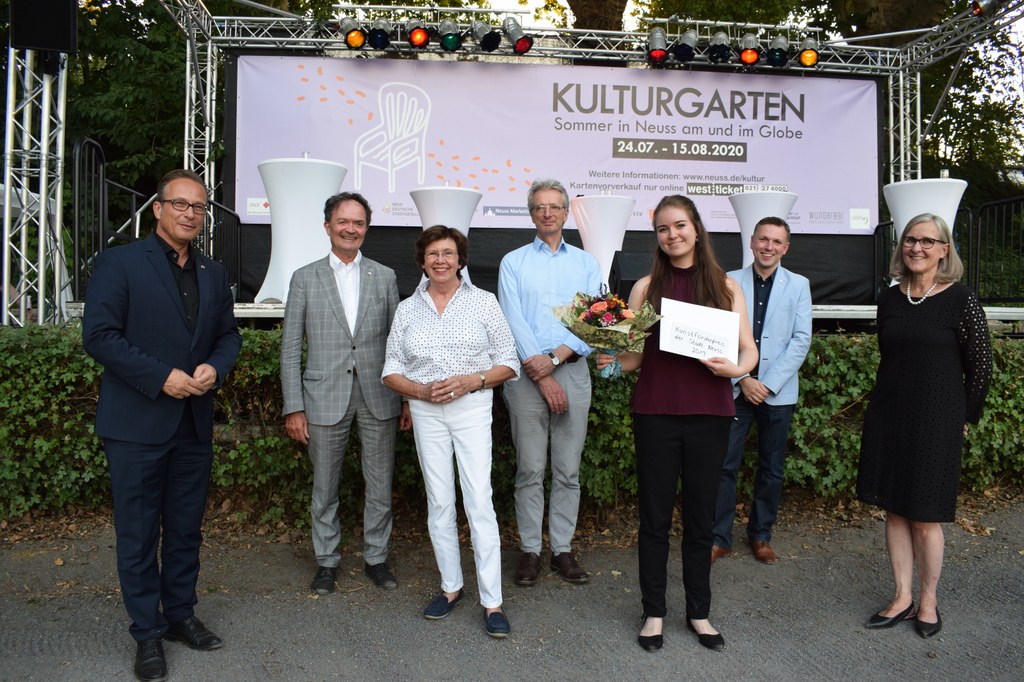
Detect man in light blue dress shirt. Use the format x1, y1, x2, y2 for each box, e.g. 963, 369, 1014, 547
498, 178, 603, 587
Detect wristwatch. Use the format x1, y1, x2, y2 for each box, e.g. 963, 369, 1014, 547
548, 352, 561, 366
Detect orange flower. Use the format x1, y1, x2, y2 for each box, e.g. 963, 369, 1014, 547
621, 309, 635, 319
589, 301, 608, 313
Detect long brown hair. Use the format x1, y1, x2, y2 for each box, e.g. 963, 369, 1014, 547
644, 195, 733, 312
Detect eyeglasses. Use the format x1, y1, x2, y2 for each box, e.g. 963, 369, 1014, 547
902, 236, 947, 249
160, 198, 209, 215
425, 249, 458, 261
530, 204, 566, 214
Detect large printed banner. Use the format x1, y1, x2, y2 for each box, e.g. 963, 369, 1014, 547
235, 56, 880, 234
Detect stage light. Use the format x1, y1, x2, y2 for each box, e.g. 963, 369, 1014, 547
367, 19, 391, 50
708, 31, 732, 64
767, 35, 789, 67
798, 37, 819, 67
739, 33, 761, 65
647, 27, 668, 65
439, 19, 462, 51
503, 17, 533, 55
471, 21, 502, 52
671, 29, 699, 63
406, 19, 430, 48
971, 0, 1006, 16
340, 18, 366, 50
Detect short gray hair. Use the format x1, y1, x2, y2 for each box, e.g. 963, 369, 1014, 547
527, 178, 569, 212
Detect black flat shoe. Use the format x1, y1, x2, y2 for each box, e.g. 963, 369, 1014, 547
915, 609, 942, 638
865, 602, 915, 629
687, 619, 725, 651
637, 616, 663, 652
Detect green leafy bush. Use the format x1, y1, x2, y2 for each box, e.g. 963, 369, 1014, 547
1, 326, 1021, 522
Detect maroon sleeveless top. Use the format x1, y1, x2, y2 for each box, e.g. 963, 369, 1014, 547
631, 265, 736, 417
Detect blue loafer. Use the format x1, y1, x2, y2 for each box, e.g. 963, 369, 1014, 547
423, 590, 463, 620
484, 610, 511, 638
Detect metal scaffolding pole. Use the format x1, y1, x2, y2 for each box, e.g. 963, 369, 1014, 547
2, 49, 70, 326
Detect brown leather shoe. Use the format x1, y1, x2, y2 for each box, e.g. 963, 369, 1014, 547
515, 552, 541, 586
550, 552, 589, 584
751, 540, 777, 564
711, 545, 732, 563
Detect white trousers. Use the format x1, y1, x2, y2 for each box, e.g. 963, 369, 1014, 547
409, 390, 503, 608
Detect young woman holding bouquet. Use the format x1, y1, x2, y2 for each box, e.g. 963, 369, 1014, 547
597, 195, 758, 653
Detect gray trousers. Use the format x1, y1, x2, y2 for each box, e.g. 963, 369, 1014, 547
503, 360, 591, 555
308, 381, 397, 567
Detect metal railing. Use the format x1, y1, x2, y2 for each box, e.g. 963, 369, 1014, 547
70, 138, 242, 300
959, 197, 1024, 304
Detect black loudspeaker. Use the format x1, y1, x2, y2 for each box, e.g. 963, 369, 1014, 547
10, 0, 77, 54
608, 251, 651, 299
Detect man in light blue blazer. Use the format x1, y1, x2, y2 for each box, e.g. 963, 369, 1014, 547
281, 192, 404, 595
712, 217, 812, 565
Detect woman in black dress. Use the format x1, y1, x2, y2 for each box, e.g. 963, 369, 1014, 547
857, 212, 992, 638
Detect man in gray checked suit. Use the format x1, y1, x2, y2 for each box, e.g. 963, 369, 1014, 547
281, 192, 406, 595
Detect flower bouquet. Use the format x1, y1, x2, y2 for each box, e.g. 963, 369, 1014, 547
553, 290, 660, 378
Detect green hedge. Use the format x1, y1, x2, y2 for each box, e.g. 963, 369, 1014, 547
1, 326, 1021, 522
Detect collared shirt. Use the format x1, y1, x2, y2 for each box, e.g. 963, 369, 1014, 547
329, 250, 361, 335
751, 268, 776, 377
382, 280, 520, 385
154, 233, 198, 333
497, 236, 603, 360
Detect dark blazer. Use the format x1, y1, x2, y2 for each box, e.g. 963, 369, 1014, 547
83, 234, 242, 444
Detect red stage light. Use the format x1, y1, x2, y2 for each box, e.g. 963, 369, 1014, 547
406, 20, 430, 48
503, 17, 533, 55
739, 33, 760, 66
647, 28, 668, 66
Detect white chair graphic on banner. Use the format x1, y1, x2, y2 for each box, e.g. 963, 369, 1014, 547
354, 82, 431, 193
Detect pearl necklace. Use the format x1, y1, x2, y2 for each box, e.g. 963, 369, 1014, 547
905, 280, 938, 305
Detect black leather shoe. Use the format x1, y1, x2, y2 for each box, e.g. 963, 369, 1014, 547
687, 620, 725, 651
310, 566, 337, 595
637, 616, 663, 652
915, 609, 942, 638
134, 639, 167, 681
364, 562, 398, 590
865, 602, 915, 629
164, 616, 223, 651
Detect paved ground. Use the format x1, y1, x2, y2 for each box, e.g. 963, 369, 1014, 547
2, 499, 1023, 681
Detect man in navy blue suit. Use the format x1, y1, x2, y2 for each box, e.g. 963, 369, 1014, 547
83, 169, 242, 681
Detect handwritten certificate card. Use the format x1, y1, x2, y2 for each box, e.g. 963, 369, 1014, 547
659, 298, 740, 364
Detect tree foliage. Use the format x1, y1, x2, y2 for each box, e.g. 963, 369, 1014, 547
67, 1, 189, 194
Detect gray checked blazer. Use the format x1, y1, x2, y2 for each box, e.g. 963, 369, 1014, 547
281, 255, 402, 425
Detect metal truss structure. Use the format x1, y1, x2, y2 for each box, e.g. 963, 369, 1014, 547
3, 0, 1022, 325
2, 49, 70, 327
158, 0, 1021, 187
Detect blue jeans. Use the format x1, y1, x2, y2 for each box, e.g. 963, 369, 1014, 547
712, 398, 795, 548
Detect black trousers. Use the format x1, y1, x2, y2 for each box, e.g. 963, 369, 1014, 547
633, 413, 732, 620
105, 407, 213, 641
